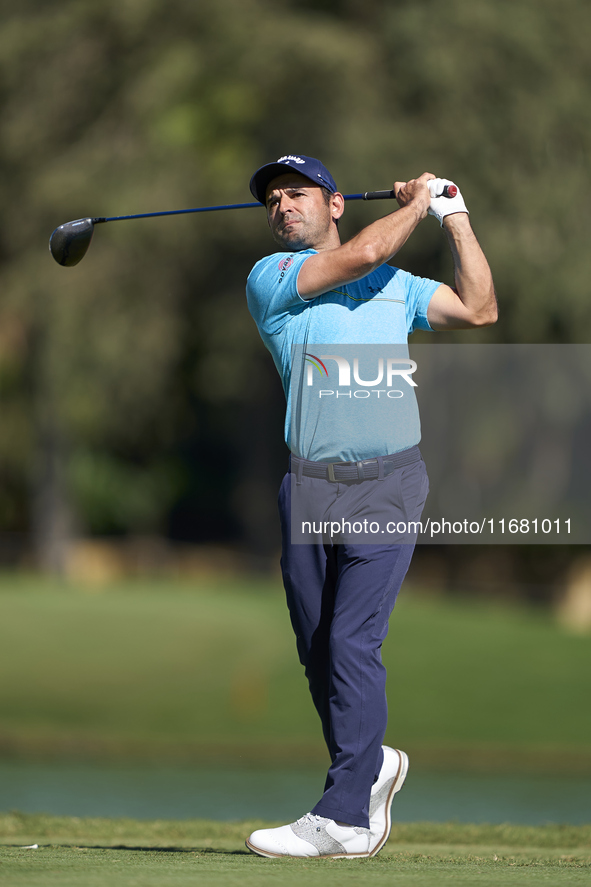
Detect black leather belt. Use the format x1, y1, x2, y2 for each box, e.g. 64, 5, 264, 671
290, 445, 421, 482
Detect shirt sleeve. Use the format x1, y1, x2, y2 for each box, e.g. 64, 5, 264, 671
400, 269, 441, 334
246, 251, 312, 337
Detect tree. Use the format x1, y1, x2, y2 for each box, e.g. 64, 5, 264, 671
0, 0, 589, 576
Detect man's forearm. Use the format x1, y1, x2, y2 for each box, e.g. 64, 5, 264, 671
341, 201, 426, 271
298, 201, 427, 300
443, 214, 497, 325
297, 173, 433, 300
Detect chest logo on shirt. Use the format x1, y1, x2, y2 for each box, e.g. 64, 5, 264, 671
278, 254, 295, 284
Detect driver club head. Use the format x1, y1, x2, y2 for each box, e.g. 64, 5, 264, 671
49, 218, 96, 266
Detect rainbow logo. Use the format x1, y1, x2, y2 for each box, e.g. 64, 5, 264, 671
304, 352, 329, 377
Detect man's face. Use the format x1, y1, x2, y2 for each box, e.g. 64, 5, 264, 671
265, 173, 335, 251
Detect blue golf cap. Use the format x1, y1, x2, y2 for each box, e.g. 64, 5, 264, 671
249, 154, 338, 204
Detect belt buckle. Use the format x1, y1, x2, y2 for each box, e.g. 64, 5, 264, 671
327, 460, 357, 482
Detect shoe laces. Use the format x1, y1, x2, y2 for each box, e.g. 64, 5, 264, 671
295, 813, 328, 828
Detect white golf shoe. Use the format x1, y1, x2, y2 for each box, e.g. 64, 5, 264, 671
246, 812, 371, 858
368, 746, 408, 856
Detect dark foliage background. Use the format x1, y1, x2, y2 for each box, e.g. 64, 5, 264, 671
0, 0, 589, 589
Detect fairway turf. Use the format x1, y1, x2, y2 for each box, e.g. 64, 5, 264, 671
0, 574, 589, 769
1, 572, 590, 883
1, 815, 590, 887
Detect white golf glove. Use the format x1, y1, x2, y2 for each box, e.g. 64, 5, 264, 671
428, 178, 469, 227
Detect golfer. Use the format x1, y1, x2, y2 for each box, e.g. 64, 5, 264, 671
244, 155, 496, 858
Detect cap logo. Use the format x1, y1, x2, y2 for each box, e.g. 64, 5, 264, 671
277, 155, 305, 164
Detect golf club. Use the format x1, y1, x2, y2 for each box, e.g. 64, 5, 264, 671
49, 185, 458, 267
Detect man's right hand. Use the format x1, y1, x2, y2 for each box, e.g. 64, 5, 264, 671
393, 173, 435, 219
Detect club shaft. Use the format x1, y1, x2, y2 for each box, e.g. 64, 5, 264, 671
88, 186, 457, 226
95, 202, 262, 223
93, 191, 405, 224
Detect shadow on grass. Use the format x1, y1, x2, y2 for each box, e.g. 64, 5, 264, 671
99, 845, 251, 855
6, 844, 252, 857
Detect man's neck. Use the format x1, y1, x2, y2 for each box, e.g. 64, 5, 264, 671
307, 231, 341, 252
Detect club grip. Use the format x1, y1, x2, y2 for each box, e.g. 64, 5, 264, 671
362, 190, 395, 200
363, 185, 457, 200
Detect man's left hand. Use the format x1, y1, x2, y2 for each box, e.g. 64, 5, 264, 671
428, 178, 469, 227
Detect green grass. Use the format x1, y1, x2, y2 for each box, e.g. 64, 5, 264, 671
0, 814, 590, 887
0, 573, 590, 770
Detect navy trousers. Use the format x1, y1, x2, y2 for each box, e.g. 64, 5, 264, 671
278, 452, 428, 828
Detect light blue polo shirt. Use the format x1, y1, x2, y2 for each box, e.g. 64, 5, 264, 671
246, 249, 440, 461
